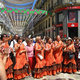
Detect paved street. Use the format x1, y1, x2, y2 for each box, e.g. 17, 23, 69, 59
22, 72, 80, 80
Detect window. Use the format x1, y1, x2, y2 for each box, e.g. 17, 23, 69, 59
46, 3, 48, 10
46, 20, 47, 28
51, 0, 53, 8
49, 18, 50, 27
48, 31, 50, 37
48, 3, 50, 11
57, 0, 62, 5
59, 27, 63, 38
46, 32, 47, 36
57, 12, 64, 24
68, 10, 78, 23
52, 16, 54, 24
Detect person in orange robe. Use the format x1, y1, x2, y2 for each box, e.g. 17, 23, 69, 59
14, 37, 29, 80
34, 36, 46, 79
1, 34, 13, 79
53, 35, 63, 73
44, 37, 56, 75
63, 37, 77, 73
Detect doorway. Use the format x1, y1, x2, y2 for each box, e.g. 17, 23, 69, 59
68, 27, 78, 38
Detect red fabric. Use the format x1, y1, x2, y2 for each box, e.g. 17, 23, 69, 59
28, 57, 35, 70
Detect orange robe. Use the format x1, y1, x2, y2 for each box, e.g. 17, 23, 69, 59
3, 42, 13, 79
63, 44, 77, 73
14, 43, 28, 80
34, 43, 46, 78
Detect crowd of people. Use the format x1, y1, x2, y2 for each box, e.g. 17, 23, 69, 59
0, 34, 80, 80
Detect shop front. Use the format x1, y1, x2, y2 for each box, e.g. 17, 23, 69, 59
55, 6, 79, 38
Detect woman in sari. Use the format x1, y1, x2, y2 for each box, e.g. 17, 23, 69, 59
34, 36, 46, 79
63, 37, 77, 73
14, 37, 29, 80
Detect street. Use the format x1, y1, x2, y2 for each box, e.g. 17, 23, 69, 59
23, 72, 80, 80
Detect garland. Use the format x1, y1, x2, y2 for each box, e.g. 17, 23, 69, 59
0, 8, 47, 15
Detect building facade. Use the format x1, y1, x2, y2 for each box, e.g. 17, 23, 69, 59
33, 0, 56, 40
28, 0, 80, 39
54, 0, 80, 38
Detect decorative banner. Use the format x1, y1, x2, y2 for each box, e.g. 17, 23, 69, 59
0, 8, 48, 15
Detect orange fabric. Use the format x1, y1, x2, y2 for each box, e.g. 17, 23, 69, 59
5, 57, 13, 69
3, 42, 13, 79
64, 44, 76, 65
63, 67, 67, 73
14, 72, 28, 80
3, 42, 9, 48
67, 68, 72, 73
34, 71, 47, 78
34, 43, 46, 68
52, 70, 56, 75
3, 42, 13, 69
73, 69, 77, 73
53, 41, 63, 64
34, 73, 41, 79
7, 73, 13, 79
47, 71, 52, 76
40, 71, 47, 77
63, 67, 77, 73
45, 43, 55, 66
14, 43, 27, 69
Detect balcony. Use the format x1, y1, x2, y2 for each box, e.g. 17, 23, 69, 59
53, 0, 80, 9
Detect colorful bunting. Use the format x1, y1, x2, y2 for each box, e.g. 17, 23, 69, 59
0, 8, 47, 15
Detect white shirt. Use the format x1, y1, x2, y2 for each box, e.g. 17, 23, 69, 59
10, 39, 17, 51
23, 41, 27, 46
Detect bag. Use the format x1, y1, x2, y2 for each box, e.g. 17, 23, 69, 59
78, 51, 80, 59
37, 53, 43, 60
69, 52, 74, 59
